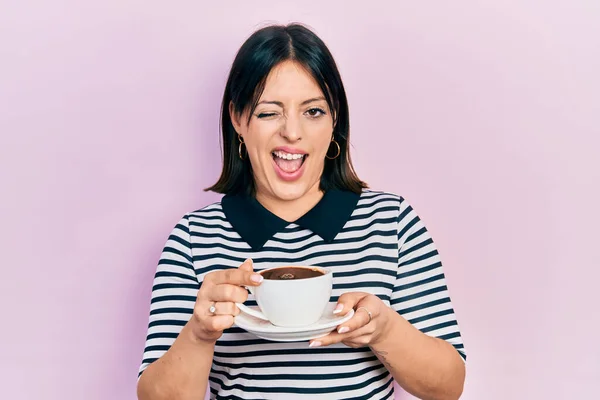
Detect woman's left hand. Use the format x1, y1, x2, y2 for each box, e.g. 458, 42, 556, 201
309, 292, 395, 348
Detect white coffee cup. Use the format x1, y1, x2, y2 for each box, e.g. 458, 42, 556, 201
236, 266, 333, 327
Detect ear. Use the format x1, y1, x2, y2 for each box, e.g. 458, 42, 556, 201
229, 101, 242, 135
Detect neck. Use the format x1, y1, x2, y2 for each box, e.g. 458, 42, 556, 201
255, 184, 324, 222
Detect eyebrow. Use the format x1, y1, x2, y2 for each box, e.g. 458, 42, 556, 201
257, 96, 326, 107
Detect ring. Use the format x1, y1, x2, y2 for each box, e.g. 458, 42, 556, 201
209, 302, 217, 315
357, 307, 372, 324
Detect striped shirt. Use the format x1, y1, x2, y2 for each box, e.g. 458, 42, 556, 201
139, 190, 466, 399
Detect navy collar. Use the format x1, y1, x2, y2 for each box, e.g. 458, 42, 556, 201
221, 189, 361, 251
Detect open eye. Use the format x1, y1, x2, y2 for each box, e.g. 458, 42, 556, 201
305, 108, 326, 118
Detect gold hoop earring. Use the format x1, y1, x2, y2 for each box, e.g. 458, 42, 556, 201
326, 139, 340, 160
238, 135, 246, 160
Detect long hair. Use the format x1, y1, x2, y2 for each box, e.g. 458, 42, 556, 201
206, 23, 367, 195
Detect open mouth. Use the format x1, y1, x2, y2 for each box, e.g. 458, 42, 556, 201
271, 150, 308, 174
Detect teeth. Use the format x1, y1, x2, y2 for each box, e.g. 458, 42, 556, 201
273, 151, 304, 160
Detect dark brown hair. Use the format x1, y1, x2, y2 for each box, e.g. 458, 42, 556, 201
206, 23, 367, 195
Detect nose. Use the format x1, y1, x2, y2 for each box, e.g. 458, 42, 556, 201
280, 114, 302, 142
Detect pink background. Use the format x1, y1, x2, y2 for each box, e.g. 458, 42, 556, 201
1, 1, 598, 399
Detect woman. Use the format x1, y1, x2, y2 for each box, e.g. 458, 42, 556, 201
137, 23, 466, 400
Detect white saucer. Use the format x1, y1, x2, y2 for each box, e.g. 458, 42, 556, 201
234, 303, 355, 342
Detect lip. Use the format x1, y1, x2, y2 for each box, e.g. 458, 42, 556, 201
271, 150, 308, 182
272, 146, 308, 155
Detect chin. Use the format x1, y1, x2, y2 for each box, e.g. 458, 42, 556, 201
268, 180, 315, 202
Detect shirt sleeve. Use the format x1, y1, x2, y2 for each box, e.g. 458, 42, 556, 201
391, 197, 466, 361
138, 214, 200, 378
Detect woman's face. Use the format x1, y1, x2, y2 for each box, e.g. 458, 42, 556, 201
231, 60, 334, 203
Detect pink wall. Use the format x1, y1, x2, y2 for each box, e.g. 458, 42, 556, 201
1, 1, 598, 399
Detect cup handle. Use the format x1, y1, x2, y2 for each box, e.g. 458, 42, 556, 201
235, 303, 269, 321
235, 285, 269, 321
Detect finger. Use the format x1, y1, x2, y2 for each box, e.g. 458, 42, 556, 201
336, 307, 372, 334
310, 324, 373, 348
238, 258, 254, 272
208, 263, 263, 287
341, 335, 373, 349
208, 301, 240, 316
192, 308, 235, 335
309, 329, 348, 348
205, 315, 235, 332
210, 284, 250, 303
333, 292, 368, 316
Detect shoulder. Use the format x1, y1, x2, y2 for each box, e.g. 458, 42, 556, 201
358, 189, 406, 207
358, 190, 420, 224
173, 200, 228, 233
186, 200, 225, 219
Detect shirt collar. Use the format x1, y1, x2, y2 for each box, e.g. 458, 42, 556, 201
221, 189, 361, 251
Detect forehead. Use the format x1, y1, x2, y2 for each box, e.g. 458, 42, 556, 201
260, 60, 324, 100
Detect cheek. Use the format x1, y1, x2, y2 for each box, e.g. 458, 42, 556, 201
316, 139, 333, 159
244, 126, 276, 161
310, 127, 334, 157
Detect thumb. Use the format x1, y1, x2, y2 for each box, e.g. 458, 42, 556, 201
239, 258, 254, 272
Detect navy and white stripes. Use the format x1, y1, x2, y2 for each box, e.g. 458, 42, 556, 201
139, 190, 465, 399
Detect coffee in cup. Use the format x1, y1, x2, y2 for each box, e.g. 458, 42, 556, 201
236, 265, 332, 327
260, 266, 325, 280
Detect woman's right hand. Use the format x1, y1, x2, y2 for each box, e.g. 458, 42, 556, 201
188, 259, 263, 343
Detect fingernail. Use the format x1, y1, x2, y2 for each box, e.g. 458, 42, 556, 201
251, 274, 263, 283
309, 341, 322, 348
333, 304, 344, 314
337, 326, 349, 334
245, 258, 253, 265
